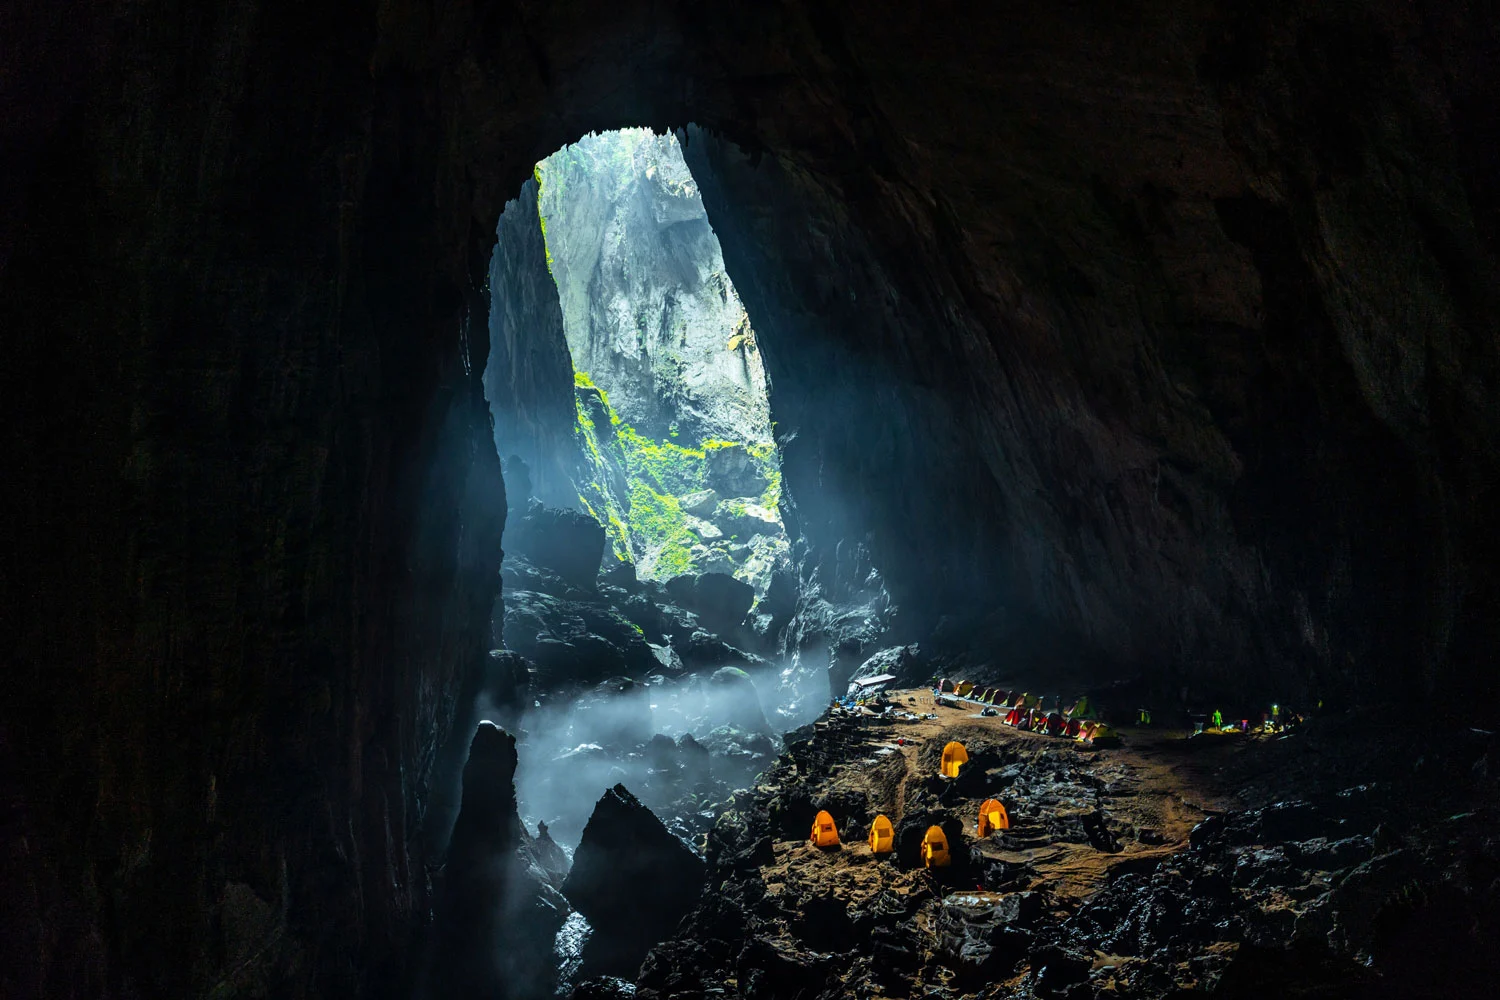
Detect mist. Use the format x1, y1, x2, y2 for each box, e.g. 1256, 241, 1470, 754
500, 658, 826, 850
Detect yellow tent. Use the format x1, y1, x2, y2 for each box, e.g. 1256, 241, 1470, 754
978, 798, 1009, 836
922, 825, 951, 867
955, 681, 975, 697
810, 809, 840, 847
1084, 723, 1119, 746
868, 814, 894, 854
940, 741, 969, 778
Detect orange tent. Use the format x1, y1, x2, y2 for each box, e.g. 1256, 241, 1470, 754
977, 799, 1009, 836
868, 814, 894, 854
940, 741, 969, 778
810, 810, 840, 847
922, 825, 951, 867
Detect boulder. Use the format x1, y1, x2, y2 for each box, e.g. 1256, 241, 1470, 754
502, 589, 659, 687
704, 445, 769, 496
708, 667, 769, 732
847, 644, 925, 692
507, 500, 607, 589
680, 488, 720, 517
694, 572, 755, 631
711, 499, 779, 538
568, 977, 638, 1000
935, 892, 1038, 980
562, 785, 708, 979
662, 572, 754, 634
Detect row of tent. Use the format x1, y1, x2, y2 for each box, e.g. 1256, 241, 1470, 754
810, 798, 1012, 867
934, 682, 1121, 747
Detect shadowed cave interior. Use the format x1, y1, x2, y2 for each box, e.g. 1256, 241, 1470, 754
3, 2, 1499, 999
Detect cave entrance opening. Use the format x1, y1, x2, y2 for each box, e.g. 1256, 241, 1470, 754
544, 129, 790, 595
491, 127, 792, 598
482, 127, 816, 859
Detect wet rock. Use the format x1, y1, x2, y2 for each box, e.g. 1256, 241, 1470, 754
600, 559, 641, 592
503, 588, 658, 685
663, 571, 755, 635
1030, 943, 1091, 995
677, 733, 713, 789
672, 628, 767, 672
789, 892, 859, 952
508, 500, 607, 589
532, 821, 571, 884
736, 937, 831, 1000
936, 892, 1039, 980
711, 498, 779, 538
562, 785, 707, 979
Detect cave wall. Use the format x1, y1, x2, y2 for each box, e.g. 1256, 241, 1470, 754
2, 0, 1497, 996
485, 176, 581, 509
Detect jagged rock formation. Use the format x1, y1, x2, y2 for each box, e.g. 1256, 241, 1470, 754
424, 724, 567, 1000
3, 1, 1497, 996
562, 784, 708, 979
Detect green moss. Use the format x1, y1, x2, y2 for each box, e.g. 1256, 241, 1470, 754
569, 361, 785, 581
629, 481, 696, 577
617, 424, 706, 495
761, 468, 783, 509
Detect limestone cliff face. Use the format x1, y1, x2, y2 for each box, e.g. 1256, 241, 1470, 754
2, 0, 1497, 996
540, 130, 772, 447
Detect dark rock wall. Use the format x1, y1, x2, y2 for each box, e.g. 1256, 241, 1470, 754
2, 1, 1496, 997
485, 177, 581, 509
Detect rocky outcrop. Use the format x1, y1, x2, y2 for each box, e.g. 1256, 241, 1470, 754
507, 500, 608, 590
664, 571, 754, 635
425, 724, 567, 1000
562, 785, 708, 979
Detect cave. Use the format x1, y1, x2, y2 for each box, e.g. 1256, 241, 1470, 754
3, 3, 1498, 1000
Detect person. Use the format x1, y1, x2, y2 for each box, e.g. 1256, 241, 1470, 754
1212, 709, 1224, 730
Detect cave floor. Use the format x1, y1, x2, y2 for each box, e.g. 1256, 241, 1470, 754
638, 689, 1499, 999
768, 693, 1243, 897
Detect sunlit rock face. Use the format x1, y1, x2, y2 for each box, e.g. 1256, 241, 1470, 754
498, 129, 793, 591
2, 0, 1497, 996
541, 129, 773, 447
